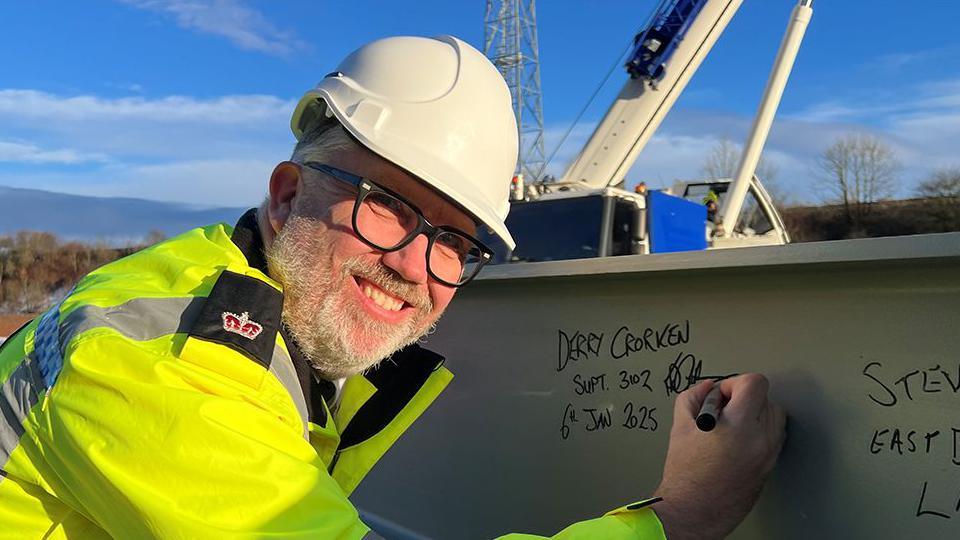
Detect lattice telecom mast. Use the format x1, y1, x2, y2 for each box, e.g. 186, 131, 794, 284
484, 0, 545, 182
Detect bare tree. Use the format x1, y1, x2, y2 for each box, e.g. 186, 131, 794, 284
701, 137, 786, 205
144, 229, 167, 246
916, 166, 960, 231
816, 132, 899, 227
917, 166, 960, 199
701, 138, 740, 181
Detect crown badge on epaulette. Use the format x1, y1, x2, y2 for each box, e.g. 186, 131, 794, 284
222, 311, 263, 340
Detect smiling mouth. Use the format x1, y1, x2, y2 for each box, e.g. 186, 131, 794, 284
356, 277, 407, 312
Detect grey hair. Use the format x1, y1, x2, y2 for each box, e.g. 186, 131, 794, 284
258, 122, 359, 227
290, 122, 357, 165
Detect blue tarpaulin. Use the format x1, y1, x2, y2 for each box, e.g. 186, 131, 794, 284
648, 190, 707, 253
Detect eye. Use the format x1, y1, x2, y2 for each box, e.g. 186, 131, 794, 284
436, 232, 472, 260
365, 192, 418, 227
367, 193, 402, 213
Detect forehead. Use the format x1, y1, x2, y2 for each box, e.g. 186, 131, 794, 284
328, 146, 478, 234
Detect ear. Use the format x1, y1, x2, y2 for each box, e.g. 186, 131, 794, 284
267, 161, 302, 233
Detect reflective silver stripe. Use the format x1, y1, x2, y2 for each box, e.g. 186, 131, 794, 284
0, 296, 190, 473
0, 359, 43, 463
58, 296, 310, 440
58, 296, 204, 348
269, 344, 309, 440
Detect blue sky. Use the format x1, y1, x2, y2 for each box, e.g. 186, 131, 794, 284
1, 0, 958, 207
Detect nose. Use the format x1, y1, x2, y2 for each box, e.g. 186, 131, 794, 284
381, 233, 430, 285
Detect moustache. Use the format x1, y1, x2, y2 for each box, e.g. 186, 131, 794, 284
341, 257, 432, 311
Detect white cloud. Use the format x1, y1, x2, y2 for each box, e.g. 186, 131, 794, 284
787, 101, 875, 123
119, 158, 274, 206
912, 79, 960, 109
789, 77, 960, 124
0, 89, 293, 124
863, 52, 930, 72
105, 82, 145, 93
630, 134, 718, 184
0, 89, 295, 165
0, 140, 111, 165
117, 0, 305, 56
538, 121, 599, 178
0, 158, 274, 208
0, 88, 296, 205
861, 47, 960, 75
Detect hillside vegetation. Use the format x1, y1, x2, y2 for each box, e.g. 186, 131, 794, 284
0, 231, 144, 314
781, 197, 960, 242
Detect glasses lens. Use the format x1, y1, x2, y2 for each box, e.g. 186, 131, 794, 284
430, 231, 483, 285
355, 191, 419, 248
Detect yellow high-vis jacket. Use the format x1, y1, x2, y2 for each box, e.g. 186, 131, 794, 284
0, 210, 665, 539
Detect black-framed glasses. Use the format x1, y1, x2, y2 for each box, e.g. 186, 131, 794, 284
302, 161, 492, 287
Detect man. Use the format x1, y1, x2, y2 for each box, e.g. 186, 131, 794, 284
0, 36, 784, 538
705, 191, 720, 223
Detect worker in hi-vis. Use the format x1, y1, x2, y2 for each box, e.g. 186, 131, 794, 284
0, 36, 785, 539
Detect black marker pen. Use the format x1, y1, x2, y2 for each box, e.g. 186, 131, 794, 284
696, 383, 724, 432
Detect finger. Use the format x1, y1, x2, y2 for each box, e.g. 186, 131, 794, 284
719, 373, 770, 423
763, 402, 787, 473
674, 379, 716, 423
769, 401, 787, 451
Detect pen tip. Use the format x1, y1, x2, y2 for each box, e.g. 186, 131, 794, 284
696, 414, 717, 432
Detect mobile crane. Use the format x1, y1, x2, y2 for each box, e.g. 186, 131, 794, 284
491, 0, 810, 262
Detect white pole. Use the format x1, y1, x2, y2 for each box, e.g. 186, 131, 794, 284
718, 0, 813, 237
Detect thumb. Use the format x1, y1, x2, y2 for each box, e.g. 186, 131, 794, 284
674, 380, 716, 425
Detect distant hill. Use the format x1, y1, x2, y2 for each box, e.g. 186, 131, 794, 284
0, 185, 247, 244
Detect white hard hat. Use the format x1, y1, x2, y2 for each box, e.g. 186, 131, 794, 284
291, 35, 519, 250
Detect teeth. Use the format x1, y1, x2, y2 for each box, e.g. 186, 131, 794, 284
362, 283, 403, 312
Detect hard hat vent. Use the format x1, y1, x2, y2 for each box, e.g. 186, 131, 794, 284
337, 38, 459, 103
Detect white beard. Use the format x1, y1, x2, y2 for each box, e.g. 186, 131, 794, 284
265, 215, 437, 379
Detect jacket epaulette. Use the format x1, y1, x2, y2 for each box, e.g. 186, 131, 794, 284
187, 270, 282, 369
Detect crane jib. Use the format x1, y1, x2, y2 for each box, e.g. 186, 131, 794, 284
626, 0, 710, 81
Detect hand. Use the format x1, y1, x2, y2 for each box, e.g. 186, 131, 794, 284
652, 374, 786, 540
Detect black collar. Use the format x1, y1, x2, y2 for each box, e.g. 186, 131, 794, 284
230, 209, 336, 422
230, 209, 271, 275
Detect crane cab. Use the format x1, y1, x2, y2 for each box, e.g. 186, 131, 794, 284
672, 176, 790, 248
